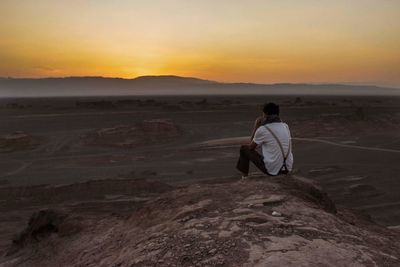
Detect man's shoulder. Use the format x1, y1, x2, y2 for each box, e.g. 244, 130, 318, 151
281, 122, 290, 128
267, 122, 291, 135
275, 122, 290, 129
265, 122, 288, 128
255, 125, 268, 136
258, 122, 290, 132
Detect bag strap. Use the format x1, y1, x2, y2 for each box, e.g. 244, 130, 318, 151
263, 125, 291, 161
284, 124, 292, 160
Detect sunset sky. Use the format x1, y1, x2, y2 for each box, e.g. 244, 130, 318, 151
0, 0, 399, 87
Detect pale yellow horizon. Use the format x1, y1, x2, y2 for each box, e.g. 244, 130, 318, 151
1, 0, 399, 87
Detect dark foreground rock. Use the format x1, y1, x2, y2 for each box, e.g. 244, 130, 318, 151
1, 175, 400, 266
8, 210, 82, 255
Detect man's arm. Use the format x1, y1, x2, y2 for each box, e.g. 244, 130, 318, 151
250, 116, 264, 141
248, 140, 258, 150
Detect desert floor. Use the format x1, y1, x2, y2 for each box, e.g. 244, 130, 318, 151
0, 95, 399, 252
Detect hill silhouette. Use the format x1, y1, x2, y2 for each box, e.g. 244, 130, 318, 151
0, 75, 399, 97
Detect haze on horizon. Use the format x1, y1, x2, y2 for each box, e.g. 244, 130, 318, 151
0, 0, 399, 88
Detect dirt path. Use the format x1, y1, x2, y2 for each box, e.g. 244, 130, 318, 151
195, 136, 400, 153
294, 137, 400, 153
0, 161, 32, 178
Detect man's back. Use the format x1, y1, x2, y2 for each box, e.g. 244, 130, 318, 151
253, 122, 293, 175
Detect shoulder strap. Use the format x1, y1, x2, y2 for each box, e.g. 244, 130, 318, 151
264, 125, 291, 161
283, 124, 292, 159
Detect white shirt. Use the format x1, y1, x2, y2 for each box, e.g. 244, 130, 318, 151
253, 122, 293, 175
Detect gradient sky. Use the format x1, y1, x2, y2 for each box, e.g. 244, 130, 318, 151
1, 0, 399, 86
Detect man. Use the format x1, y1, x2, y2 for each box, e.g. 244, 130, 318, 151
236, 102, 293, 177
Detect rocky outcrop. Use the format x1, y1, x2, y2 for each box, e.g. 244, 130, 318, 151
2, 175, 400, 266
0, 132, 41, 152
9, 210, 81, 254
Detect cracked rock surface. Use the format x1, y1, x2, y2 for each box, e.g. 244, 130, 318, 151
2, 175, 400, 266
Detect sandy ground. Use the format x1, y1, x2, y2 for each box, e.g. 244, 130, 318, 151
0, 95, 399, 256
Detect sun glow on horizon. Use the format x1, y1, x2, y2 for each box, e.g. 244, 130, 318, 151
1, 0, 399, 87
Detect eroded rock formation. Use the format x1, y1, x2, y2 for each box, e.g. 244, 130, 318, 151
2, 175, 399, 266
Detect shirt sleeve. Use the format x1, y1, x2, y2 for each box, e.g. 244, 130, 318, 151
283, 123, 291, 137
253, 127, 267, 145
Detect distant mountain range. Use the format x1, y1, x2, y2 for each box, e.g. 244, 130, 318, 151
0, 75, 398, 97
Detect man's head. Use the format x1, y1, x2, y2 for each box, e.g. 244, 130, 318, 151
263, 102, 279, 116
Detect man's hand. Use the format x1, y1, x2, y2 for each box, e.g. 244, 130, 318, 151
250, 116, 265, 141
248, 141, 257, 150
254, 116, 264, 127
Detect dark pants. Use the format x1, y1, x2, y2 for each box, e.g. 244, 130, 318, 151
236, 145, 269, 176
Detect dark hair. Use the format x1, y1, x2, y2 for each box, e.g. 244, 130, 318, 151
263, 102, 279, 115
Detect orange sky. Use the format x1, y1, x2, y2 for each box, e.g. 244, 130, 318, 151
0, 0, 399, 87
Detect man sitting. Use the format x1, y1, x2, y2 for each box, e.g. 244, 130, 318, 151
236, 102, 293, 178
